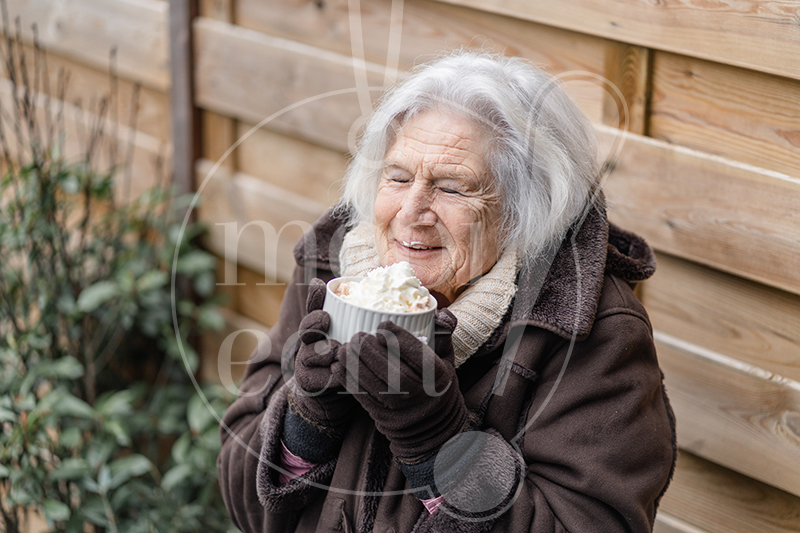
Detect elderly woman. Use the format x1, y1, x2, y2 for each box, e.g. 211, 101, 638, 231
218, 52, 676, 532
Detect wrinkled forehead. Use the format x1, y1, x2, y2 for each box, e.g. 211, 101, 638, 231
384, 103, 498, 153
383, 109, 493, 181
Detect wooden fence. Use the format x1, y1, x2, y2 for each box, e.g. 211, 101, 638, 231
3, 0, 799, 531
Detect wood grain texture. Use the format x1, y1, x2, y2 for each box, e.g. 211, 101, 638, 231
658, 451, 800, 533
235, 122, 346, 207
654, 513, 707, 533
602, 42, 650, 135
235, 0, 605, 122
234, 266, 287, 328
194, 16, 386, 153
642, 252, 800, 382
657, 331, 800, 498
434, 0, 800, 81
10, 43, 170, 142
195, 158, 327, 283
199, 0, 233, 21
202, 110, 238, 170
650, 52, 800, 178
653, 509, 706, 533
3, 0, 169, 91
599, 126, 800, 296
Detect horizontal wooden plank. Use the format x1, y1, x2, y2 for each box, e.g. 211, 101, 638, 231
235, 265, 287, 328
194, 17, 386, 153
3, 0, 169, 91
195, 158, 327, 283
654, 513, 706, 533
235, 122, 347, 207
657, 451, 800, 533
650, 52, 800, 178
434, 0, 800, 81
600, 126, 800, 296
199, 307, 269, 385
642, 252, 800, 382
210, 257, 286, 335
7, 43, 171, 142
0, 79, 167, 204
656, 330, 800, 498
235, 0, 605, 122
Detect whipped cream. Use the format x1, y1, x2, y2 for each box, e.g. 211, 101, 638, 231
335, 262, 432, 313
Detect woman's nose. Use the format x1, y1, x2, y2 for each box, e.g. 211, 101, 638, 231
396, 181, 436, 226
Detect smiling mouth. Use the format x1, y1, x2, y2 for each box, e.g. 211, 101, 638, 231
399, 240, 442, 251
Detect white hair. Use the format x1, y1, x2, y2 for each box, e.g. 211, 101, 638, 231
340, 51, 600, 265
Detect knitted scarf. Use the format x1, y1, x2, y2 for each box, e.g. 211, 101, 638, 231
339, 221, 520, 367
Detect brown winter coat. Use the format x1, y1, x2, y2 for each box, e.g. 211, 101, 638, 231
217, 201, 677, 532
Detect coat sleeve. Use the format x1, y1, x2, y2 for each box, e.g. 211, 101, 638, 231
413, 310, 676, 533
216, 266, 337, 532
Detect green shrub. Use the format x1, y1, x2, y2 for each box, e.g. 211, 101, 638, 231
0, 19, 239, 533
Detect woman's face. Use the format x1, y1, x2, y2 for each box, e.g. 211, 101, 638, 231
374, 109, 503, 305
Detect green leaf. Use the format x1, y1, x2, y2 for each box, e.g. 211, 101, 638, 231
43, 499, 71, 521
59, 426, 83, 449
171, 432, 192, 465
22, 357, 85, 397
197, 306, 225, 332
56, 292, 77, 315
97, 389, 137, 417
8, 484, 34, 506
108, 454, 152, 489
176, 250, 216, 276
136, 270, 168, 292
49, 458, 91, 481
0, 406, 15, 423
105, 419, 131, 447
59, 174, 80, 195
98, 464, 111, 491
47, 356, 84, 380
0, 465, 9, 478
187, 394, 215, 434
80, 496, 109, 526
77, 281, 120, 312
52, 392, 96, 420
161, 463, 193, 492
193, 271, 216, 298
200, 425, 222, 451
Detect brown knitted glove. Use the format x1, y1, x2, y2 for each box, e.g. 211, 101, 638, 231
331, 310, 469, 463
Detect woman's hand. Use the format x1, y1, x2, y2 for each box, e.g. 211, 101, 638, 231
289, 278, 358, 436
332, 310, 469, 463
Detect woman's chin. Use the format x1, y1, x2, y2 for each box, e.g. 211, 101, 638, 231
403, 264, 442, 288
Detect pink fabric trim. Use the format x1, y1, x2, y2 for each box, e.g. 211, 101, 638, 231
279, 439, 443, 514
278, 440, 316, 485
422, 495, 444, 514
